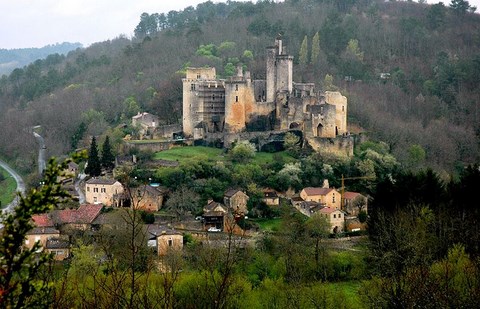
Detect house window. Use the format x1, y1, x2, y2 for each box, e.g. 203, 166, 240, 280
94, 197, 97, 203
168, 238, 173, 247
333, 214, 336, 218
338, 213, 341, 218
197, 73, 201, 79
94, 188, 99, 193
87, 187, 90, 192
235, 96, 238, 102
101, 188, 106, 193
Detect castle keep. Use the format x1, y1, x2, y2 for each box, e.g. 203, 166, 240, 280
182, 38, 352, 155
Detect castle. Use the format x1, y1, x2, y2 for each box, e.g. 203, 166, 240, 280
182, 38, 353, 156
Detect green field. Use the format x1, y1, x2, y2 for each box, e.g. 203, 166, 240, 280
251, 217, 283, 232
153, 146, 294, 166
153, 146, 225, 162
0, 167, 17, 208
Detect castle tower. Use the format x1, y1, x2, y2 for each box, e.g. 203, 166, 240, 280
182, 67, 224, 137
224, 68, 255, 133
265, 37, 294, 102
324, 91, 348, 135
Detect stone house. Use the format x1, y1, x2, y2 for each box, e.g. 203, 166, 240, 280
131, 185, 167, 212
25, 227, 61, 250
342, 191, 368, 216
317, 207, 346, 233
45, 238, 70, 261
53, 204, 103, 231
224, 189, 249, 215
262, 188, 280, 206
203, 200, 228, 230
132, 112, 159, 138
147, 225, 183, 256
85, 178, 124, 206
300, 187, 341, 209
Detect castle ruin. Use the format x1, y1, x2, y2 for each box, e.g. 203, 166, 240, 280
182, 38, 353, 156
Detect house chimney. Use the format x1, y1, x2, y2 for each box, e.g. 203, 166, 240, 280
322, 179, 329, 188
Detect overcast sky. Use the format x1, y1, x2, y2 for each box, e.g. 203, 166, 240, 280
0, 0, 478, 49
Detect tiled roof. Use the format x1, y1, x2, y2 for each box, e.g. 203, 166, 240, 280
303, 187, 333, 196
263, 189, 278, 198
224, 189, 243, 198
318, 207, 338, 214
45, 238, 70, 249
343, 192, 363, 200
32, 214, 54, 227
204, 201, 227, 213
56, 204, 103, 224
146, 225, 181, 237
86, 178, 118, 185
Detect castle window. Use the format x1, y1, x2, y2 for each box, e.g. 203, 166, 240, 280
212, 94, 215, 100
235, 96, 238, 102
191, 84, 196, 91
235, 84, 238, 91
197, 73, 200, 79
342, 106, 344, 112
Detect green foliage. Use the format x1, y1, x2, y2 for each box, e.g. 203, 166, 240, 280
101, 135, 115, 171
0, 158, 70, 308
85, 136, 101, 177
224, 62, 236, 77
299, 35, 308, 65
229, 141, 256, 164
311, 32, 321, 65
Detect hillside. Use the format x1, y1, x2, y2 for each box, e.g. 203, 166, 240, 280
0, 0, 479, 174
0, 42, 82, 76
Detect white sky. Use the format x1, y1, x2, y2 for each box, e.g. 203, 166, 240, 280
0, 0, 478, 49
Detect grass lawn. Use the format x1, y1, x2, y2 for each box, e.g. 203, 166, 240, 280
251, 217, 283, 232
153, 146, 225, 163
0, 167, 17, 208
325, 281, 365, 308
153, 146, 294, 166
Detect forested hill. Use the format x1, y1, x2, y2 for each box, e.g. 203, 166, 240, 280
0, 42, 82, 76
0, 0, 479, 175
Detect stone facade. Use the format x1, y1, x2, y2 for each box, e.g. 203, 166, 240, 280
85, 178, 124, 206
182, 38, 352, 156
300, 187, 341, 210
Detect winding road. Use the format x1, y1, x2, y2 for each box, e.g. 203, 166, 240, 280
33, 131, 46, 174
0, 158, 25, 214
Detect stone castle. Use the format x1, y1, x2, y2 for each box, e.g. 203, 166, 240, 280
182, 38, 353, 156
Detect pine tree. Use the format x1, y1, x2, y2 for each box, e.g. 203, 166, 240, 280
299, 35, 308, 65
85, 136, 101, 177
101, 136, 115, 171
311, 32, 320, 65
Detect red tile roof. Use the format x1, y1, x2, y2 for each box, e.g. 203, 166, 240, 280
302, 187, 333, 196
86, 178, 118, 185
343, 192, 362, 200
318, 207, 338, 214
57, 204, 103, 224
32, 214, 54, 227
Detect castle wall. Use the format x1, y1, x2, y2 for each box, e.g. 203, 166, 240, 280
325, 91, 348, 135
275, 55, 293, 94
266, 47, 277, 102
306, 135, 354, 157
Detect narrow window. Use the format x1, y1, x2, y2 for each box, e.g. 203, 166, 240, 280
333, 214, 336, 218
168, 239, 173, 247
342, 105, 345, 112
235, 84, 238, 91
197, 73, 200, 79
87, 187, 90, 192
235, 96, 238, 102
191, 84, 196, 91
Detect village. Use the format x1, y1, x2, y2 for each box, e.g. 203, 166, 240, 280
25, 38, 368, 261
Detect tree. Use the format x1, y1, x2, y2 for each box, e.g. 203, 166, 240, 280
101, 136, 115, 171
229, 141, 256, 164
299, 35, 308, 65
283, 132, 301, 157
450, 0, 471, 14
310, 32, 320, 65
0, 158, 70, 308
165, 186, 200, 219
85, 136, 101, 177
